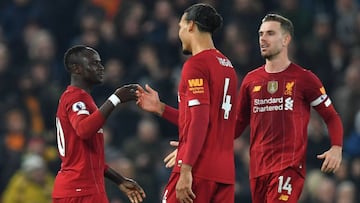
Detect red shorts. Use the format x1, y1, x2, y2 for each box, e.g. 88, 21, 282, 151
53, 193, 108, 203
162, 173, 234, 203
250, 167, 305, 203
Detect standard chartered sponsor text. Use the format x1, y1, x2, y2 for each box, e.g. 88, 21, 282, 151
254, 97, 283, 105
253, 97, 284, 113
253, 104, 283, 113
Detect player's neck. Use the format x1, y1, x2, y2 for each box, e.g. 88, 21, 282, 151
71, 79, 92, 94
191, 34, 215, 55
265, 54, 291, 73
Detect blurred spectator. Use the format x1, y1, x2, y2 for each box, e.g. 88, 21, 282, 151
303, 170, 336, 203
112, 1, 144, 66
0, 108, 29, 194
2, 153, 54, 203
334, 0, 358, 47
350, 157, 360, 189
276, 0, 313, 41
301, 13, 334, 89
344, 110, 360, 158
0, 0, 46, 64
0, 42, 17, 112
122, 116, 164, 202
336, 181, 357, 203
233, 136, 251, 203
332, 63, 360, 136
91, 0, 121, 21
334, 158, 350, 183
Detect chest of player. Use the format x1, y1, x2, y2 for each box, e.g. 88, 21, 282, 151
248, 79, 305, 113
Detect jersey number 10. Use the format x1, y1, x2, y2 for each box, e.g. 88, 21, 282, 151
56, 117, 66, 157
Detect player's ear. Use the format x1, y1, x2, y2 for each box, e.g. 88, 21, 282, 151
188, 20, 196, 32
70, 64, 82, 74
283, 33, 291, 47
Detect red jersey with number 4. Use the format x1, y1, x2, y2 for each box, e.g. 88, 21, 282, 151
172, 49, 238, 184
237, 63, 341, 178
53, 86, 106, 197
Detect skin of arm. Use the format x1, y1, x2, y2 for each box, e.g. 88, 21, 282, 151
104, 167, 146, 203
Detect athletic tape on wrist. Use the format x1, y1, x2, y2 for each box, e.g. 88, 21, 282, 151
108, 94, 121, 106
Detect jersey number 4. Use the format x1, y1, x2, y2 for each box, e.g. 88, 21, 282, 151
56, 117, 66, 157
222, 78, 232, 119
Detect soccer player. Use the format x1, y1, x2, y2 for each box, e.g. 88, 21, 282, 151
235, 14, 343, 203
136, 3, 238, 203
53, 45, 145, 203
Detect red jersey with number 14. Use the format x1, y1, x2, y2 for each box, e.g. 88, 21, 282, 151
53, 86, 106, 198
173, 49, 238, 184
237, 63, 341, 178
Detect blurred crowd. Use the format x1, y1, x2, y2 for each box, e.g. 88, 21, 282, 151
0, 0, 360, 202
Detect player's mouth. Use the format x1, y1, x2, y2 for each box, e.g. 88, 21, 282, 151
98, 73, 104, 78
260, 44, 269, 51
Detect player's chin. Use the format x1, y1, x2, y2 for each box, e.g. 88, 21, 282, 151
95, 78, 104, 84
261, 52, 272, 59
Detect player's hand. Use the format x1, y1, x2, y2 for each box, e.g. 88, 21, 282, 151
176, 164, 196, 203
317, 145, 342, 173
114, 84, 138, 103
136, 84, 164, 115
118, 177, 146, 203
164, 141, 179, 168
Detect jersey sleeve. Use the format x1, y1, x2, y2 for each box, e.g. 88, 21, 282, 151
65, 92, 105, 140
181, 59, 210, 166
182, 60, 210, 106
304, 71, 343, 146
182, 105, 210, 166
162, 105, 179, 126
235, 75, 251, 138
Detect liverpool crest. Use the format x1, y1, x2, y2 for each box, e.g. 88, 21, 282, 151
267, 81, 278, 94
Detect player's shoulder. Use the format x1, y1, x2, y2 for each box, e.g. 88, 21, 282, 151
290, 63, 318, 78
188, 49, 225, 63
60, 86, 89, 103
243, 65, 264, 79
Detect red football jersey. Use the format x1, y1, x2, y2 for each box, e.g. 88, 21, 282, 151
172, 49, 238, 184
237, 63, 337, 178
53, 86, 106, 197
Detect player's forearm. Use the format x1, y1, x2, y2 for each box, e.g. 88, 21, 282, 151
325, 113, 343, 146
98, 94, 123, 119
317, 106, 343, 146
74, 110, 105, 139
182, 105, 209, 166
104, 167, 126, 185
162, 104, 179, 126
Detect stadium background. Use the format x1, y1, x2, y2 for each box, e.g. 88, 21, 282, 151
0, 0, 359, 202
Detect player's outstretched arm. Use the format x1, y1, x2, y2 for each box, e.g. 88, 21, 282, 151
317, 145, 342, 173
99, 84, 139, 119
104, 167, 146, 203
136, 84, 165, 116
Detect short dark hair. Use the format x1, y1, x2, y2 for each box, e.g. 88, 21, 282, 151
262, 13, 294, 37
184, 3, 223, 34
63, 45, 96, 72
